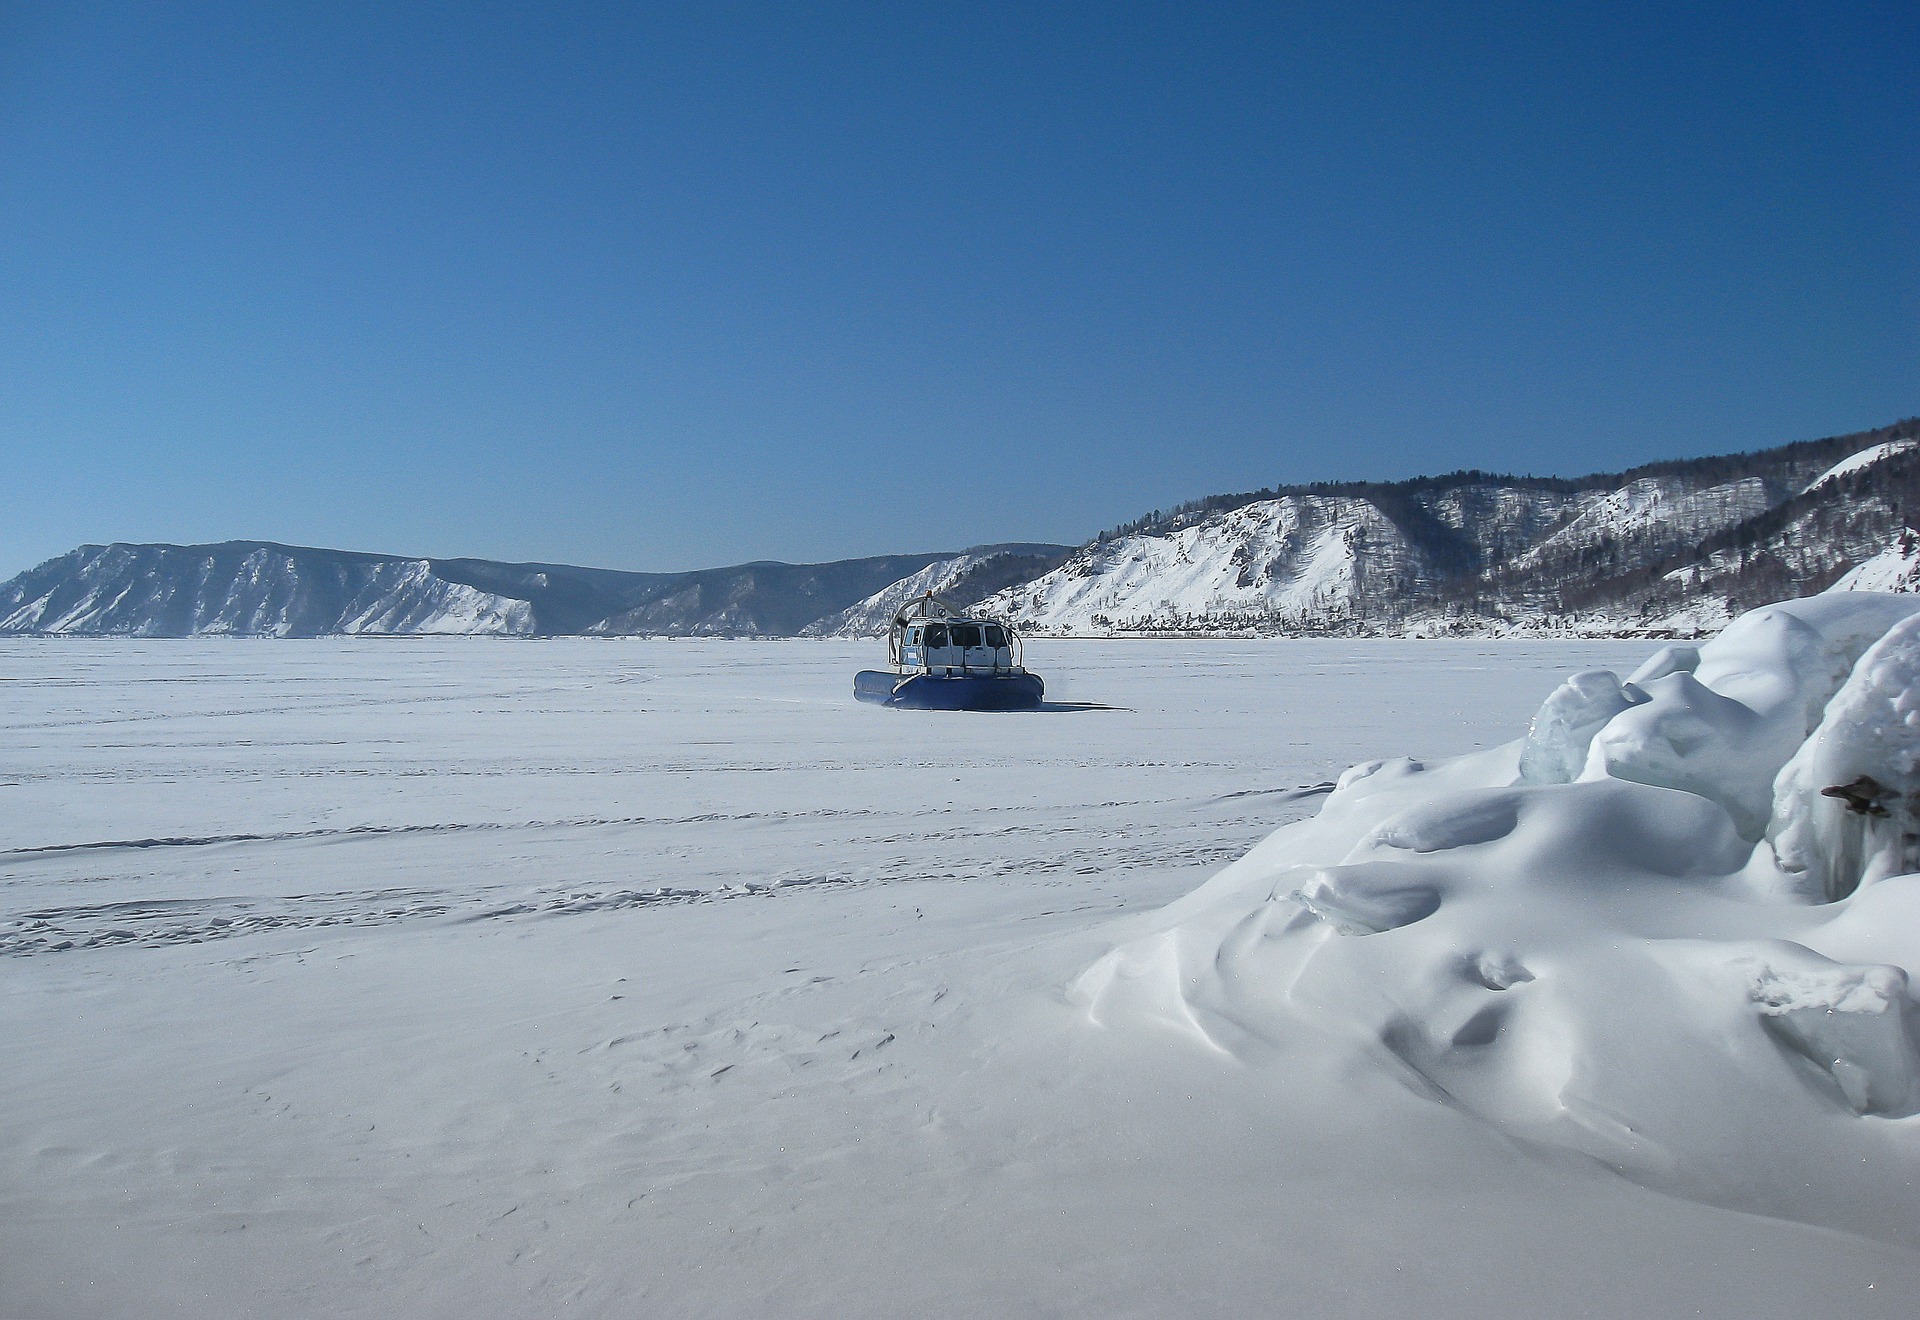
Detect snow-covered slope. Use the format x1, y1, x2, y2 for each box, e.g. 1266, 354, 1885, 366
976, 474, 1783, 636
582, 553, 972, 637
1804, 439, 1918, 494
984, 496, 1419, 632
809, 553, 988, 636
1832, 530, 1920, 593
1504, 476, 1774, 582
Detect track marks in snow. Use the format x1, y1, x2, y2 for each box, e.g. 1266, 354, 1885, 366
3, 805, 1285, 956
1, 888, 463, 955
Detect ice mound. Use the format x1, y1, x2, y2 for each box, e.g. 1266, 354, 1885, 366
1516, 669, 1645, 786
1585, 595, 1920, 837
1078, 591, 1920, 1236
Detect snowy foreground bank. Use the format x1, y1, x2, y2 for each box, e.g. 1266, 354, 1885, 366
5, 625, 1920, 1317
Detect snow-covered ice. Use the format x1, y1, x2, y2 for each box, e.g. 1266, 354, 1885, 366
7, 628, 1920, 1317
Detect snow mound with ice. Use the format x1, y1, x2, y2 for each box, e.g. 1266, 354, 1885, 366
1077, 592, 1920, 1238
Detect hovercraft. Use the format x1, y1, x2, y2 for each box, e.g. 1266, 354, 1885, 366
853, 593, 1044, 711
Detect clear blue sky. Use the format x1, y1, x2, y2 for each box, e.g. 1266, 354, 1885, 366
2, 1, 1914, 576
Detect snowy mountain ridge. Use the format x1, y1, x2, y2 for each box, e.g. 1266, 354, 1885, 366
0, 541, 1068, 639
4, 418, 1917, 638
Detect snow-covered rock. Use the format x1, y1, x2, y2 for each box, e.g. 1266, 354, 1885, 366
1582, 594, 1920, 837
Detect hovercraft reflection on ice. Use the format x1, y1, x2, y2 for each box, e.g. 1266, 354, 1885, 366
853, 593, 1044, 710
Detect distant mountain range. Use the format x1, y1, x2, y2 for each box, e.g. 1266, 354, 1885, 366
0, 540, 1071, 638
3, 418, 1916, 639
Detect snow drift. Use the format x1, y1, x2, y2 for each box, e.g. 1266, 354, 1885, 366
1078, 590, 1920, 1241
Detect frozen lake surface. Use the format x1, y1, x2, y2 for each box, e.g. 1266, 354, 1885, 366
5, 637, 1918, 1317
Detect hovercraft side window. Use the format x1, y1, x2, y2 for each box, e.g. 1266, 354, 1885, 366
949, 624, 982, 648
923, 624, 948, 649
983, 624, 1007, 648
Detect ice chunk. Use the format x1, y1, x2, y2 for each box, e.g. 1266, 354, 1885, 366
1627, 643, 1700, 686
1290, 863, 1441, 935
1334, 756, 1425, 794
1584, 671, 1775, 836
1517, 669, 1645, 785
1362, 791, 1521, 853
1737, 943, 1917, 1114
1463, 952, 1534, 991
1768, 611, 1920, 901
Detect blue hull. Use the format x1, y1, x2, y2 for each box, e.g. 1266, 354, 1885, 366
854, 670, 1044, 711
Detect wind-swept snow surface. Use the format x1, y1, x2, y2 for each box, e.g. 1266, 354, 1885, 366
7, 633, 1920, 1317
